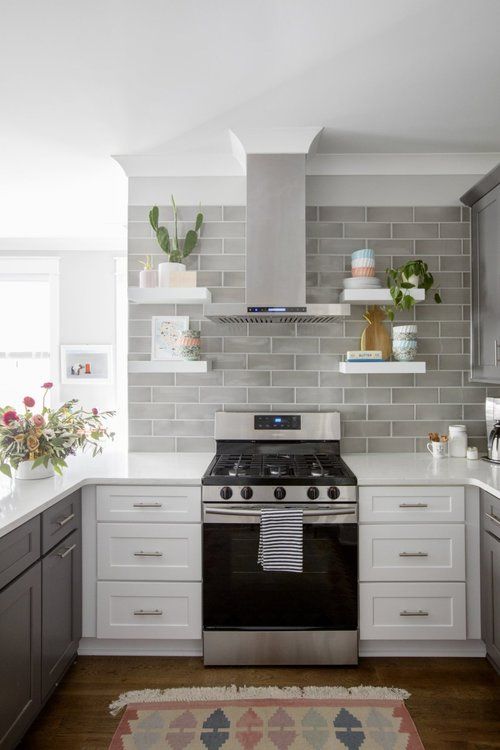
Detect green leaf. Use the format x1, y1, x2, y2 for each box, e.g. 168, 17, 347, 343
182, 229, 198, 258
434, 291, 442, 304
156, 226, 170, 254
31, 456, 45, 469
149, 205, 159, 232
0, 463, 12, 478
195, 212, 203, 232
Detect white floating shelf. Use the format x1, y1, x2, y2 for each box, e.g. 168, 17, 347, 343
339, 361, 426, 374
128, 287, 212, 304
339, 288, 425, 305
128, 360, 211, 373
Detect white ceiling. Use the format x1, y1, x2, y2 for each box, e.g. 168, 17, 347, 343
1, 0, 500, 237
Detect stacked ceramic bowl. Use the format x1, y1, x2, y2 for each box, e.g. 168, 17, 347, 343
343, 248, 382, 289
392, 324, 418, 361
351, 248, 375, 277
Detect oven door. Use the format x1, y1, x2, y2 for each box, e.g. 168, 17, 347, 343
203, 503, 357, 631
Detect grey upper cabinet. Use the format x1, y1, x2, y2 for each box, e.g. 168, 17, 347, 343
481, 492, 500, 672
41, 527, 82, 700
461, 164, 500, 383
0, 562, 41, 749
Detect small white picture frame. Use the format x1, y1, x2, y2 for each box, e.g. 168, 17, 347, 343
151, 316, 189, 360
60, 345, 113, 385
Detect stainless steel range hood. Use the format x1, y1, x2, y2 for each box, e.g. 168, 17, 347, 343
204, 128, 350, 324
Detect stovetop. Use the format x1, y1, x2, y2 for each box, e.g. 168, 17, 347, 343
202, 441, 357, 486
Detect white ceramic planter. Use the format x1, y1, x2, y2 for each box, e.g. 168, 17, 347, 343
15, 460, 55, 480
139, 269, 158, 288
158, 262, 186, 287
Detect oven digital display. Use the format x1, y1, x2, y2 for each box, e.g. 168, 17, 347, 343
254, 415, 301, 430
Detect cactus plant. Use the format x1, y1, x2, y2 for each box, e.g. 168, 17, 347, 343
149, 196, 203, 263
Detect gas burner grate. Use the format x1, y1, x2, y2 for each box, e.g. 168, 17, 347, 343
210, 452, 351, 480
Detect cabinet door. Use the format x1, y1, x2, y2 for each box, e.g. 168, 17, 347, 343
482, 527, 500, 671
41, 529, 82, 700
471, 183, 500, 383
0, 562, 41, 749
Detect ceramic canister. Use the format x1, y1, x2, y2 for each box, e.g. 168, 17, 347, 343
176, 329, 201, 361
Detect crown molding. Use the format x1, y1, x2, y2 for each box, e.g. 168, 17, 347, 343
307, 152, 500, 176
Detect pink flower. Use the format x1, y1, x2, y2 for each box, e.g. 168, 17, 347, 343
33, 414, 45, 427
23, 396, 35, 408
92, 407, 98, 416
2, 410, 19, 426
42, 382, 53, 389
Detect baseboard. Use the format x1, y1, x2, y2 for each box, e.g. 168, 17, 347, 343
78, 637, 486, 659
78, 637, 203, 657
359, 639, 486, 657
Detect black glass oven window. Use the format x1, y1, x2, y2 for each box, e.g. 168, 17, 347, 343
203, 523, 357, 630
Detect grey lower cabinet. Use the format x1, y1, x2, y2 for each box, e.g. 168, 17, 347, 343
461, 164, 500, 383
0, 563, 41, 749
0, 490, 81, 749
42, 527, 82, 700
481, 492, 500, 672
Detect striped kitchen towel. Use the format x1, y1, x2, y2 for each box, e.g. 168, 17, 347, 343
257, 507, 303, 573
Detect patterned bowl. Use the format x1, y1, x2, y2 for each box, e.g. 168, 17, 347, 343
351, 248, 375, 258
352, 266, 376, 277
351, 258, 375, 267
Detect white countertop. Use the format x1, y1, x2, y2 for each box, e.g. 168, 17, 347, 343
1, 450, 499, 538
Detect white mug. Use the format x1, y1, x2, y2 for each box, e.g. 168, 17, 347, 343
427, 441, 447, 458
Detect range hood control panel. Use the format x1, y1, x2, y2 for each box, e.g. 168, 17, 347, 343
254, 415, 301, 430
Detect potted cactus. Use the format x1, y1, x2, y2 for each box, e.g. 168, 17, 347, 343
149, 196, 203, 287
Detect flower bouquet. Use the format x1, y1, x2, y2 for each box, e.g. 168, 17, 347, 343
0, 383, 115, 479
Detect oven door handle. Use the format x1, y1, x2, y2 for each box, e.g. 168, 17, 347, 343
204, 507, 356, 518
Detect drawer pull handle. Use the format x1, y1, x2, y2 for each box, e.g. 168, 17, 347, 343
132, 502, 163, 508
57, 512, 75, 527
485, 512, 500, 527
57, 543, 76, 559
133, 550, 163, 557
399, 503, 428, 508
133, 609, 163, 616
399, 551, 429, 557
400, 610, 429, 617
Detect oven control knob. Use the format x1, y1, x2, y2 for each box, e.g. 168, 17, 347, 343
307, 486, 320, 500
328, 486, 340, 500
241, 486, 253, 500
274, 486, 286, 500
220, 486, 233, 500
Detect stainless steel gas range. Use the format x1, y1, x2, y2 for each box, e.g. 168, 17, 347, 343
201, 411, 358, 666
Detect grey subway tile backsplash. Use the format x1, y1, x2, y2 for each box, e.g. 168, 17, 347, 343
128, 203, 482, 453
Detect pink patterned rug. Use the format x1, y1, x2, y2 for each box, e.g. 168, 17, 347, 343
109, 687, 424, 750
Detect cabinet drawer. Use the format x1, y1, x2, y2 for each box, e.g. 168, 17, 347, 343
359, 486, 464, 524
97, 581, 201, 639
360, 582, 466, 640
42, 491, 81, 554
97, 523, 201, 581
0, 517, 40, 590
96, 485, 201, 523
359, 525, 465, 582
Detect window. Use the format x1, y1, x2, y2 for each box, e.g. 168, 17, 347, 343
0, 258, 59, 409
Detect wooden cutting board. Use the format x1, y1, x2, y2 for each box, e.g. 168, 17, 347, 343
360, 306, 392, 360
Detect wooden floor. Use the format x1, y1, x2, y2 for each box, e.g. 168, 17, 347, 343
20, 655, 500, 749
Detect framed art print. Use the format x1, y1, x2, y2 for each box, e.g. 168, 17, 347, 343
151, 316, 189, 360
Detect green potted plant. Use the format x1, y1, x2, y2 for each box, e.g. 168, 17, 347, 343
149, 196, 203, 287
384, 259, 442, 361
138, 255, 158, 288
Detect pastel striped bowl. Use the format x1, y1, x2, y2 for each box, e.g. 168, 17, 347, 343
351, 249, 375, 260
352, 266, 376, 277
352, 258, 375, 268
